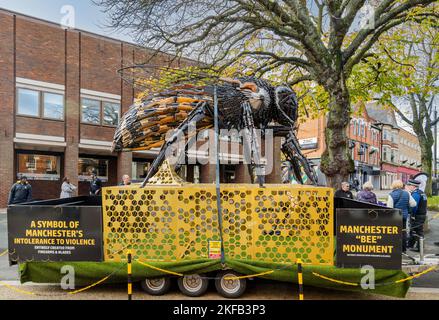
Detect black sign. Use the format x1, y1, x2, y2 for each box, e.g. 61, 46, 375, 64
8, 205, 103, 263
336, 208, 402, 270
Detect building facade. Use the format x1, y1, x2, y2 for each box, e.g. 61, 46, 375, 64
0, 9, 283, 207
297, 102, 421, 189
397, 128, 422, 183
348, 103, 382, 189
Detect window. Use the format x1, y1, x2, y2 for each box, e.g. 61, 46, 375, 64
103, 102, 120, 126
81, 99, 101, 124
43, 92, 64, 120
78, 157, 109, 182
132, 161, 151, 181
17, 88, 39, 117
383, 147, 389, 162
81, 98, 121, 126
17, 153, 60, 180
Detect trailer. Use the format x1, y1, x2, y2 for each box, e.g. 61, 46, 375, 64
7, 164, 425, 299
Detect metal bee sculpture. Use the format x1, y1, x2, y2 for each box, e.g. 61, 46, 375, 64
113, 66, 317, 187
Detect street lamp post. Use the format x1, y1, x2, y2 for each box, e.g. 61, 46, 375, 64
434, 105, 437, 178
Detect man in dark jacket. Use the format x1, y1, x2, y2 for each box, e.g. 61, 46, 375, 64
334, 182, 354, 199
8, 176, 32, 205
406, 179, 428, 252
89, 170, 103, 196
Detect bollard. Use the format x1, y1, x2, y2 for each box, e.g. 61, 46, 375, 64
297, 259, 304, 301
419, 237, 425, 264
128, 250, 132, 300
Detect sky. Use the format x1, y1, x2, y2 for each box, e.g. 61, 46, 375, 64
0, 0, 134, 43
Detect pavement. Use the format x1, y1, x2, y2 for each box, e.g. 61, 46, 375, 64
0, 279, 438, 300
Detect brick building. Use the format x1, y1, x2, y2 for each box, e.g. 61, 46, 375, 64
297, 101, 421, 189
397, 128, 422, 183
349, 103, 382, 189
0, 9, 282, 207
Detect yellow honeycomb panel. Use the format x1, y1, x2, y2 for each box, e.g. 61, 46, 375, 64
102, 183, 334, 266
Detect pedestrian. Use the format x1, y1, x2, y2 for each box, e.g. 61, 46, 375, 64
353, 178, 360, 192
60, 177, 77, 199
406, 179, 428, 252
8, 175, 32, 205
119, 175, 132, 186
334, 182, 354, 199
356, 181, 377, 204
89, 170, 103, 196
387, 180, 416, 253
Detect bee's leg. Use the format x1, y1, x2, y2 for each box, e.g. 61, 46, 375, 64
141, 104, 208, 187
174, 133, 197, 174
281, 130, 318, 185
242, 102, 265, 187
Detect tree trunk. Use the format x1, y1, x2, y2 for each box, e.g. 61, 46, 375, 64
418, 135, 434, 197
320, 77, 355, 189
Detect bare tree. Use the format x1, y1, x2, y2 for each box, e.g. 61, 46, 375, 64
355, 21, 438, 195
95, 0, 436, 187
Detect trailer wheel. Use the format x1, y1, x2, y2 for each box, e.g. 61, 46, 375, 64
141, 277, 171, 296
215, 271, 246, 299
177, 274, 209, 297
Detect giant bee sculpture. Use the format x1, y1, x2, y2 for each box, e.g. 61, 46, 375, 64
113, 73, 317, 187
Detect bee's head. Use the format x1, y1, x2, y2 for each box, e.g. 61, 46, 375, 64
274, 86, 299, 126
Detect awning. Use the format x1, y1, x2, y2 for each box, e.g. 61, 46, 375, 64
397, 166, 421, 176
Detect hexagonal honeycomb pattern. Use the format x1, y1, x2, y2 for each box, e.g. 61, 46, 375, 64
146, 160, 185, 185
221, 185, 333, 265
103, 186, 220, 262
103, 184, 334, 265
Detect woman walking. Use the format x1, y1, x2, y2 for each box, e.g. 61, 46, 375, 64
60, 177, 77, 199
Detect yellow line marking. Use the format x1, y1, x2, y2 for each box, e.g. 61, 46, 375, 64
0, 281, 36, 295
224, 270, 274, 280
135, 260, 184, 277
0, 250, 8, 258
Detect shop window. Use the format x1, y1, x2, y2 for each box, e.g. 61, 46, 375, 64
43, 92, 64, 120
103, 102, 120, 126
78, 158, 109, 182
81, 98, 101, 124
17, 153, 60, 181
17, 88, 39, 117
132, 161, 151, 181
